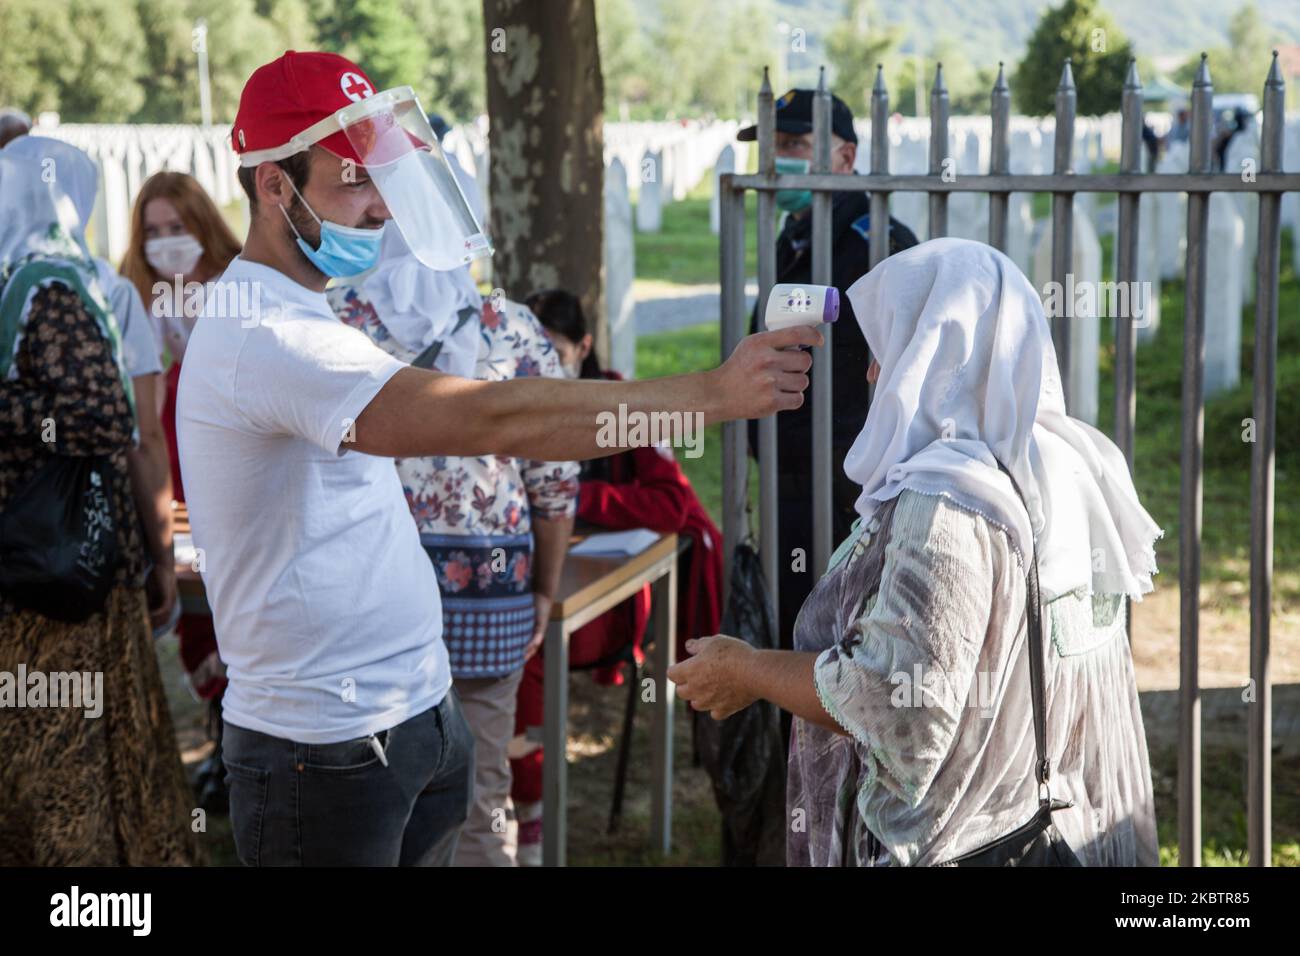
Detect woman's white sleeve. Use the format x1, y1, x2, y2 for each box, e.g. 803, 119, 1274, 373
813, 492, 1001, 808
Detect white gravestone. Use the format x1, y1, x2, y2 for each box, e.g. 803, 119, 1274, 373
1224, 131, 1259, 306
605, 158, 637, 379
635, 149, 662, 233
1136, 191, 1162, 345
1155, 142, 1188, 281
709, 144, 734, 235
1032, 209, 1103, 424
1205, 192, 1244, 398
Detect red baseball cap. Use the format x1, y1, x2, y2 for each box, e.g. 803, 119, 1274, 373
232, 51, 379, 166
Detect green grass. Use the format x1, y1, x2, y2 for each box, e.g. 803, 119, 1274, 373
1151, 743, 1300, 867
634, 180, 760, 286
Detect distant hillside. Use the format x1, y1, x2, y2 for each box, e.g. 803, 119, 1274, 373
770, 0, 1300, 73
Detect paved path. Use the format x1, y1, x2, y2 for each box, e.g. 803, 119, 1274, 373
633, 280, 756, 334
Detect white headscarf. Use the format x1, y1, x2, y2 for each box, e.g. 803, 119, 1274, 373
4, 135, 163, 372
356, 224, 482, 379
2, 134, 99, 227
843, 237, 1161, 601
0, 152, 137, 437
0, 146, 90, 268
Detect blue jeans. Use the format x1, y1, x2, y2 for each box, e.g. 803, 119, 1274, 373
222, 690, 474, 866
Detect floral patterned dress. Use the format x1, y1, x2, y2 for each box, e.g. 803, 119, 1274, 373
328, 288, 579, 678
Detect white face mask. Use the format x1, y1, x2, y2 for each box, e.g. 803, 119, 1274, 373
559, 361, 581, 379
145, 234, 204, 277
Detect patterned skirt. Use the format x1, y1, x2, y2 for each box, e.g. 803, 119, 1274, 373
423, 533, 535, 679
0, 587, 200, 865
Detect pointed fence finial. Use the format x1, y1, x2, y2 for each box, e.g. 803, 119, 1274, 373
1059, 58, 1075, 90
1266, 50, 1283, 88
1124, 57, 1141, 90
1194, 52, 1211, 87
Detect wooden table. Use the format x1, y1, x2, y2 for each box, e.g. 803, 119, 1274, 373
542, 532, 679, 867
172, 503, 210, 615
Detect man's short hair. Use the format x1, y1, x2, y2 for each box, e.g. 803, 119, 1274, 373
237, 148, 312, 209
0, 107, 32, 149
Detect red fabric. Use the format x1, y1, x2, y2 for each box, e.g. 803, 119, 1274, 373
232, 51, 380, 165
161, 360, 184, 501
177, 612, 227, 702
577, 448, 722, 656
510, 586, 651, 804
577, 372, 723, 654
162, 359, 225, 699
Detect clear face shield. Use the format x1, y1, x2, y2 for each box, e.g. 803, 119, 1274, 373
335, 87, 491, 271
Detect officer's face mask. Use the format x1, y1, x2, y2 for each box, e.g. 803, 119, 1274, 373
774, 156, 813, 213
279, 176, 385, 278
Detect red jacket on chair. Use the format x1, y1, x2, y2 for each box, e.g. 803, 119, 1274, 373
578, 372, 724, 657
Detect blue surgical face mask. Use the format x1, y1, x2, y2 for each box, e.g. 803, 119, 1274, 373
774, 156, 812, 213
280, 177, 385, 278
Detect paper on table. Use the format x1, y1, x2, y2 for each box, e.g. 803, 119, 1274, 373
568, 528, 659, 557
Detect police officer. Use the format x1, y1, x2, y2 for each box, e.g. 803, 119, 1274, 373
740, 89, 919, 651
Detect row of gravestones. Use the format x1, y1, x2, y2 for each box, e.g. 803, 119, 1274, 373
37, 116, 1300, 400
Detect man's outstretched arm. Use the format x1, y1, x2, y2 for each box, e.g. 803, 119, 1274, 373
351, 326, 822, 461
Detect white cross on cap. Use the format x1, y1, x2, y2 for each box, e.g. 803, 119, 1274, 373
340, 72, 373, 102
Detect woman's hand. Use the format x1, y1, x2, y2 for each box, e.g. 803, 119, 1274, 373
145, 562, 178, 631
523, 592, 554, 661
666, 635, 757, 720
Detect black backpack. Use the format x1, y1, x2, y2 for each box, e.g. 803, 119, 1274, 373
0, 453, 121, 623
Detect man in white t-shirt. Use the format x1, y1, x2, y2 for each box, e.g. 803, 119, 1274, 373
178, 52, 819, 867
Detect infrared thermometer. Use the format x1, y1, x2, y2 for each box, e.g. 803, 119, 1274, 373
763, 283, 839, 332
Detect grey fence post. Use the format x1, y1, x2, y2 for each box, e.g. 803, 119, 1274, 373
1248, 50, 1285, 867
988, 64, 1010, 251
1051, 59, 1077, 406
869, 65, 891, 272
928, 65, 949, 238
810, 68, 835, 579
1114, 59, 1143, 472
719, 173, 747, 614
1115, 60, 1144, 646
756, 68, 780, 642
1178, 52, 1214, 868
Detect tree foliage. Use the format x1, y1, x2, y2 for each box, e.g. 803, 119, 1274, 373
824, 0, 901, 117
1172, 2, 1278, 96
1014, 0, 1133, 117
0, 0, 486, 124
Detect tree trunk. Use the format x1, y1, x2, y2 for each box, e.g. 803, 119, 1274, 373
482, 0, 607, 363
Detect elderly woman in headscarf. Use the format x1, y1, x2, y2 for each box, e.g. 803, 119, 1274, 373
328, 229, 579, 867
0, 153, 199, 864
668, 238, 1161, 867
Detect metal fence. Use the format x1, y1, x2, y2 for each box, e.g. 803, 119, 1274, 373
717, 53, 1299, 866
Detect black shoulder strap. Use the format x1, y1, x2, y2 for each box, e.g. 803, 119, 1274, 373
994, 460, 1052, 803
